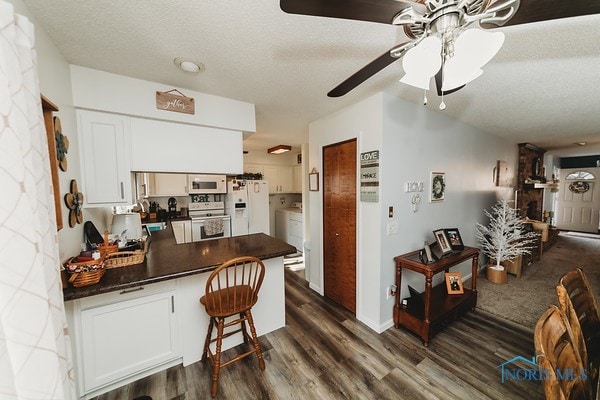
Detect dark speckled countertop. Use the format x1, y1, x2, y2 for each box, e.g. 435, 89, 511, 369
63, 226, 297, 301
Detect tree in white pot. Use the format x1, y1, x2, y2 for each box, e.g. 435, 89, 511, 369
475, 198, 539, 281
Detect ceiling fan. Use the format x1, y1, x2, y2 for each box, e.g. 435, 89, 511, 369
280, 0, 600, 103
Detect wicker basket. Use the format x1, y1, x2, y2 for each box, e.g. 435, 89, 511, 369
97, 242, 119, 258
65, 257, 105, 287
104, 250, 145, 269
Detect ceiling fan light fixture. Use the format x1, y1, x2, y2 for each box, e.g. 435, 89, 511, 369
400, 36, 442, 90
267, 145, 292, 154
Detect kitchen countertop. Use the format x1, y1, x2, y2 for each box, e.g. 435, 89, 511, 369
63, 226, 296, 301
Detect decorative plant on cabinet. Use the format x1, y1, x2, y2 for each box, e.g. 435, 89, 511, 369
475, 198, 538, 284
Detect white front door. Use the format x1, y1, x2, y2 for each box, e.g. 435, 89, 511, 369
556, 167, 600, 233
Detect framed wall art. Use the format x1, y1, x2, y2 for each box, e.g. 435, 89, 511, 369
430, 171, 446, 202
309, 168, 319, 191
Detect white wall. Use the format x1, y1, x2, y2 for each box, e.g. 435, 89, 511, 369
308, 92, 517, 333
9, 0, 98, 261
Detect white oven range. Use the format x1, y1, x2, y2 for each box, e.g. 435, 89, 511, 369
188, 201, 231, 242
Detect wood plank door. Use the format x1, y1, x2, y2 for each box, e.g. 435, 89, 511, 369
323, 139, 357, 313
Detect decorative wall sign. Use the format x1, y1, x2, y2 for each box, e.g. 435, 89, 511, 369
54, 116, 69, 171
156, 89, 195, 115
494, 160, 509, 186
64, 179, 84, 228
569, 181, 590, 194
360, 150, 379, 202
309, 168, 319, 191
430, 172, 446, 202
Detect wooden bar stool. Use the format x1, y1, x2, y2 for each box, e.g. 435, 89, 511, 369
200, 256, 266, 397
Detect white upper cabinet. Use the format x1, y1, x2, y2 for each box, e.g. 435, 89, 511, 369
78, 110, 132, 206
129, 117, 243, 174
293, 165, 302, 193
264, 165, 293, 194
148, 173, 188, 196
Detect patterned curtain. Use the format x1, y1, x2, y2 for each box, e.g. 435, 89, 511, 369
0, 2, 75, 399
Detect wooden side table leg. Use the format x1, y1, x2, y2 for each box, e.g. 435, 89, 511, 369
394, 265, 402, 329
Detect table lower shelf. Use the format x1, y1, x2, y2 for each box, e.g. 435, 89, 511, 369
394, 284, 477, 345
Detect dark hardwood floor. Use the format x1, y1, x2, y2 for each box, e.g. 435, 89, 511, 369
93, 269, 544, 400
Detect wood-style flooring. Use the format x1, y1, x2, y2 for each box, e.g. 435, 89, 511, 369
93, 270, 544, 400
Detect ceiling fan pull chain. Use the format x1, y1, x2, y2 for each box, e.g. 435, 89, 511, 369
439, 55, 446, 110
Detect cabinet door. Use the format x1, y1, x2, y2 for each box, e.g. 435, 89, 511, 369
78, 110, 132, 206
275, 210, 288, 241
264, 165, 293, 193
149, 173, 188, 196
79, 289, 179, 392
279, 166, 293, 193
171, 220, 192, 244
292, 165, 302, 193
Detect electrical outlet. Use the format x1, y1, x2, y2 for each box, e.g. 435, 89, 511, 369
387, 285, 397, 299
387, 222, 399, 235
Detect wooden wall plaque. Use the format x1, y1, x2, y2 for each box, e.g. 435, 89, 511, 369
156, 89, 195, 115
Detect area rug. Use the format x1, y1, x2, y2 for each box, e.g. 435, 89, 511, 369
474, 232, 600, 329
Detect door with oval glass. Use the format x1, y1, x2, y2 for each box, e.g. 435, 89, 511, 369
323, 139, 357, 313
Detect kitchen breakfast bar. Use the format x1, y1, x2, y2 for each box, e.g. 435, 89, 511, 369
63, 227, 296, 399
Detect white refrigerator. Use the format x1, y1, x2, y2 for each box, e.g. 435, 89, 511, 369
225, 180, 270, 236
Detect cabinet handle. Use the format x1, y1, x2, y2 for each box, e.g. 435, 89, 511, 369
120, 182, 124, 199
171, 295, 175, 313
120, 286, 144, 295
141, 183, 147, 196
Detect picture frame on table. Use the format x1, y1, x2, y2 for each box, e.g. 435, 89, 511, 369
433, 229, 453, 256
443, 228, 464, 251
445, 272, 464, 295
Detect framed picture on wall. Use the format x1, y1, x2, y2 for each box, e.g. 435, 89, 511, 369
430, 172, 446, 202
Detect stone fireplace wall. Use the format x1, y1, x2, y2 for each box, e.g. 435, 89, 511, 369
517, 143, 546, 220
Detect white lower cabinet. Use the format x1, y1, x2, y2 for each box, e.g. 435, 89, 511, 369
171, 220, 192, 244
275, 209, 303, 251
74, 281, 180, 396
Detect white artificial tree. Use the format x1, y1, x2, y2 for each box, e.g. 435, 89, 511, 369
475, 198, 539, 270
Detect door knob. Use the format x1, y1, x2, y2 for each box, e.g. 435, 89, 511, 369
335, 232, 340, 236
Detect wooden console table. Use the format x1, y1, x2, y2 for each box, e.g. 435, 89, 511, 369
393, 246, 480, 346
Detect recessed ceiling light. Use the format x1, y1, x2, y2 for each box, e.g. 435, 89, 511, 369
174, 57, 205, 73
575, 142, 587, 146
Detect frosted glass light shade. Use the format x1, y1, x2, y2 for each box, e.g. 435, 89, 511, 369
442, 29, 504, 90
400, 36, 442, 90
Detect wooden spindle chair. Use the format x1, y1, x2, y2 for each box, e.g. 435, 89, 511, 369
558, 267, 600, 393
534, 305, 593, 400
200, 256, 266, 397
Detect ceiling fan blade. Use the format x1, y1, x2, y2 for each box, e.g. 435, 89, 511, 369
327, 48, 400, 97
435, 71, 465, 96
482, 0, 600, 28
280, 0, 422, 25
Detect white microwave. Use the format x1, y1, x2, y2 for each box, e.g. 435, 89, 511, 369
187, 174, 227, 194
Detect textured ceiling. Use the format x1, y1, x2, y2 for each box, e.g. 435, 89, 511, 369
21, 0, 600, 158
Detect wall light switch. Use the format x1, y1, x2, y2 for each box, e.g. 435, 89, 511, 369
388, 206, 393, 218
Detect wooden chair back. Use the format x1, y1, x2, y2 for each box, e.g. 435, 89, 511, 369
203, 256, 265, 317
556, 285, 589, 370
558, 267, 600, 344
534, 305, 592, 400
